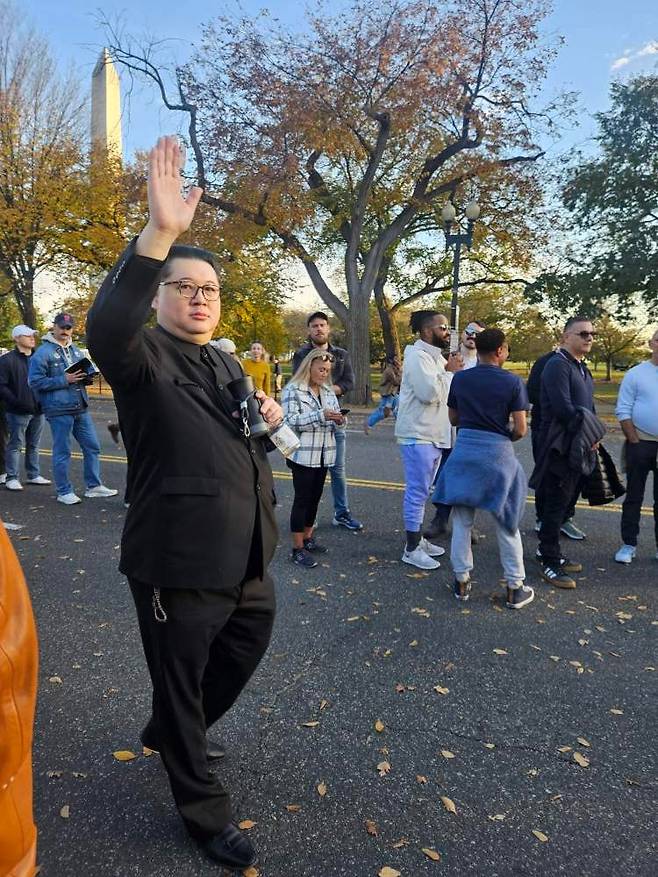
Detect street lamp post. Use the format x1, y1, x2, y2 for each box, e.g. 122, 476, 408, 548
441, 200, 480, 351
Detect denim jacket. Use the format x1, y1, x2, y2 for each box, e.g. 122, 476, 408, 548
28, 335, 95, 416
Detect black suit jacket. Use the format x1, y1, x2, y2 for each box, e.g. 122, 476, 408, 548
86, 242, 277, 591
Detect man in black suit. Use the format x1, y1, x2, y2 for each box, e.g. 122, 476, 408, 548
87, 136, 281, 870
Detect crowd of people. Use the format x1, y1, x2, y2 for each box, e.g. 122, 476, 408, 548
1, 135, 656, 873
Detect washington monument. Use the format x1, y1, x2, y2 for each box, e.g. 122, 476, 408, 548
91, 48, 122, 159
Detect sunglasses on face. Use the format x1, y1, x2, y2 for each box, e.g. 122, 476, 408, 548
572, 331, 597, 339
465, 331, 479, 338
435, 324, 449, 332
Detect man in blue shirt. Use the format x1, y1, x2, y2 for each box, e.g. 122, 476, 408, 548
614, 327, 658, 563
434, 329, 534, 609
535, 316, 597, 588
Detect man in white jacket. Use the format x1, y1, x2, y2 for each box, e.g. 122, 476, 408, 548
395, 311, 463, 569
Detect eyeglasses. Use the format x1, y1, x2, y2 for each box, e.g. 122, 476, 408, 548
571, 330, 597, 339
160, 279, 220, 301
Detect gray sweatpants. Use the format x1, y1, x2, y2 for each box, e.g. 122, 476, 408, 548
451, 505, 525, 587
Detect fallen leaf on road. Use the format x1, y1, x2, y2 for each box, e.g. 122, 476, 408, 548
530, 644, 542, 651
301, 721, 320, 728
317, 782, 327, 797
433, 685, 449, 695
392, 838, 409, 849
440, 750, 455, 759
379, 868, 401, 877
440, 795, 457, 814
113, 750, 137, 762
569, 661, 583, 668
488, 814, 506, 821
422, 848, 442, 861
238, 820, 256, 830
395, 683, 406, 693
573, 752, 590, 768
416, 775, 428, 784
374, 719, 385, 733
406, 572, 429, 579
411, 607, 430, 617
484, 742, 495, 749
60, 805, 70, 819
48, 676, 63, 684
610, 708, 624, 715
532, 829, 549, 843
320, 699, 329, 710
365, 819, 379, 836
243, 868, 259, 877
286, 804, 301, 812
46, 770, 63, 779
577, 737, 591, 747
493, 648, 508, 655
377, 761, 391, 776
557, 746, 572, 753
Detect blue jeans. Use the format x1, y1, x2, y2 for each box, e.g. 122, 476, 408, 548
330, 427, 349, 517
367, 394, 398, 428
400, 444, 443, 532
47, 411, 101, 496
5, 413, 45, 480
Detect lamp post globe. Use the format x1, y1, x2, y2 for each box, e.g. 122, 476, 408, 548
465, 201, 481, 221
441, 203, 457, 223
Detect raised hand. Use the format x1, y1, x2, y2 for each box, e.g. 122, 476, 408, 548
136, 136, 203, 260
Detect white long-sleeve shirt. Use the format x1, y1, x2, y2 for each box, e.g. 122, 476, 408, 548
615, 359, 658, 439
394, 340, 452, 446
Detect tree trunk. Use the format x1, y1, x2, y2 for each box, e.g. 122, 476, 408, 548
605, 356, 612, 382
14, 278, 37, 328
373, 283, 401, 361
345, 292, 372, 405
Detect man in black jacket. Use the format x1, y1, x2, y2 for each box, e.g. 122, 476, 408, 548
527, 347, 586, 540
534, 316, 597, 589
0, 326, 50, 491
292, 312, 362, 530
87, 136, 282, 871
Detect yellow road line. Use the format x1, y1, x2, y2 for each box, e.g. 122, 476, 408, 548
37, 449, 652, 516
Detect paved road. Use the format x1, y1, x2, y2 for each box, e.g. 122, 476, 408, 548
3, 399, 656, 877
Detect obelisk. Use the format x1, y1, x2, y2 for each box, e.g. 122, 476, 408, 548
91, 48, 122, 160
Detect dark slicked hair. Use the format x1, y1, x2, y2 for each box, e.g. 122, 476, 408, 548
475, 328, 506, 354
410, 310, 439, 333
307, 311, 330, 325
161, 244, 218, 278
564, 315, 592, 332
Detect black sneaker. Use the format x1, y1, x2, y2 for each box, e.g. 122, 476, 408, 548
291, 548, 318, 568
332, 511, 363, 531
452, 578, 472, 601
304, 537, 328, 554
540, 563, 576, 589
535, 549, 582, 574
506, 584, 535, 609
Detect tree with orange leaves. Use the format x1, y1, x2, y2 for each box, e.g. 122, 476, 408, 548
106, 0, 563, 402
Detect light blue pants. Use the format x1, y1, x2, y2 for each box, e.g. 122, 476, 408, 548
451, 505, 525, 587
367, 394, 399, 428
47, 411, 101, 496
5, 412, 45, 480
400, 444, 443, 532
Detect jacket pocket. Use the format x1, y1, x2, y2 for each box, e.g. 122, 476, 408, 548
160, 476, 222, 495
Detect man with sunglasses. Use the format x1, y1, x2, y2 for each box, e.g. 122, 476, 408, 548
534, 316, 597, 588
87, 136, 281, 870
459, 320, 486, 369
292, 312, 362, 531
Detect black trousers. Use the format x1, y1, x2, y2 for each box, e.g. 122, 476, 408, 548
287, 460, 327, 532
532, 429, 578, 524
621, 440, 657, 546
129, 574, 275, 840
536, 465, 583, 566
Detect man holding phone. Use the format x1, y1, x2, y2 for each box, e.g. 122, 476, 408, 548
28, 313, 117, 504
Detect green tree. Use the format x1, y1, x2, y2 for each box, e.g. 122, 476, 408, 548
590, 314, 643, 381
528, 75, 658, 319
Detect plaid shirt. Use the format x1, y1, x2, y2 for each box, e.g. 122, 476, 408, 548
282, 381, 340, 467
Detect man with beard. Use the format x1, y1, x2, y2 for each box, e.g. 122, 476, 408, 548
394, 310, 462, 569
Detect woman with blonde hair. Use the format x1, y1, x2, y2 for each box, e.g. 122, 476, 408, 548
282, 349, 345, 568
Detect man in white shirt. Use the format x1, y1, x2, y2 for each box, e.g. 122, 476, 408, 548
614, 328, 658, 563
395, 311, 462, 569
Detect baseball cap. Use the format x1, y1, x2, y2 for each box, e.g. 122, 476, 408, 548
11, 325, 38, 339
215, 337, 237, 354
53, 312, 75, 328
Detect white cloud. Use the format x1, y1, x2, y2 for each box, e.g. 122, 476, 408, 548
611, 40, 658, 71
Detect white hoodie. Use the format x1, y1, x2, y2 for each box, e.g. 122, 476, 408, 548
394, 339, 452, 447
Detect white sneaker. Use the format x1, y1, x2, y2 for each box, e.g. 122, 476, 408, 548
26, 475, 51, 485
5, 479, 23, 491
614, 544, 636, 564
402, 545, 440, 570
0, 473, 6, 484
419, 537, 445, 557
57, 492, 81, 505
84, 485, 118, 498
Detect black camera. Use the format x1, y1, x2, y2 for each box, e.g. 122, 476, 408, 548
226, 375, 270, 438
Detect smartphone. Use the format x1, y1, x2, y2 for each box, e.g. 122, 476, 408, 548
340, 408, 351, 415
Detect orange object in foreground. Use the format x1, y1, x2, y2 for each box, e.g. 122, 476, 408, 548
0, 521, 38, 877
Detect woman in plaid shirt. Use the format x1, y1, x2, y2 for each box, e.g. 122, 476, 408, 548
282, 349, 345, 568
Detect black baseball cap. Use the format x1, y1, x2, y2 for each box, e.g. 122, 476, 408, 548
54, 312, 75, 328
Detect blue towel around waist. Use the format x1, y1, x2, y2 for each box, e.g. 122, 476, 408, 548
434, 428, 528, 532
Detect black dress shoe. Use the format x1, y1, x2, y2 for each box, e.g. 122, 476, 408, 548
201, 823, 257, 869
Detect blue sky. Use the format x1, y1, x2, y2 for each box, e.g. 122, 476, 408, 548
21, 0, 658, 161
